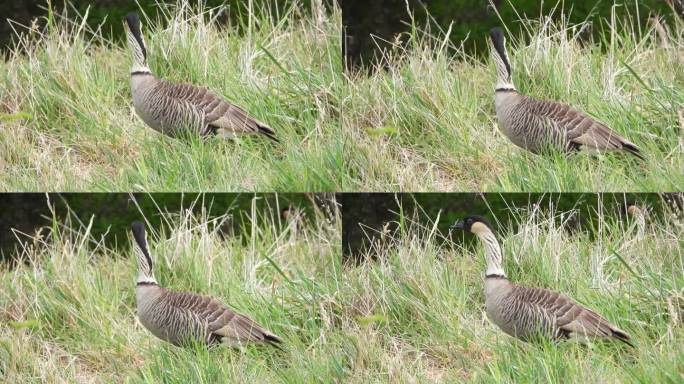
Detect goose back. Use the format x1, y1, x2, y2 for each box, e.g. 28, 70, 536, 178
136, 284, 281, 347
485, 277, 632, 344
131, 76, 274, 139
495, 91, 642, 157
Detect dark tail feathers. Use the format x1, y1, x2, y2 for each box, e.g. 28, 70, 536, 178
623, 142, 644, 161
612, 329, 634, 347
258, 124, 279, 143
264, 333, 283, 349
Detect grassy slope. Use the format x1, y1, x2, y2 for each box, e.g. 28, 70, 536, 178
0, 200, 343, 383
2, 199, 682, 382
343, 13, 684, 191
334, 205, 684, 382
0, 2, 344, 191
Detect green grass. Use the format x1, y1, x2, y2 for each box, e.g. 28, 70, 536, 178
332, 200, 683, 382
342, 8, 684, 191
0, 1, 345, 191
0, 195, 343, 382
3, 3, 682, 192
2, 195, 682, 382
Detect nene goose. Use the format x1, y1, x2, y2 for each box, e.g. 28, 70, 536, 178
131, 221, 282, 348
124, 13, 277, 141
626, 204, 646, 229
451, 215, 633, 346
489, 28, 643, 159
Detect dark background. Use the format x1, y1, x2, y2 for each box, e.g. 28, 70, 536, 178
342, 0, 684, 70
1, 193, 680, 264
0, 193, 334, 264
0, 0, 332, 54
342, 193, 670, 261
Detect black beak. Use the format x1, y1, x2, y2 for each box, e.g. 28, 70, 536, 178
450, 220, 465, 231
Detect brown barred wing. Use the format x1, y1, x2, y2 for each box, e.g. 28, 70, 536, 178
522, 97, 642, 158
162, 81, 276, 140
509, 285, 632, 345
169, 290, 282, 347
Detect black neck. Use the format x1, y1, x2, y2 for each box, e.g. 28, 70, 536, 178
495, 87, 516, 93
485, 273, 507, 279
131, 70, 151, 76
136, 281, 158, 286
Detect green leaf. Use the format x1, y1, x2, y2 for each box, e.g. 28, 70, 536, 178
366, 126, 398, 137
355, 314, 388, 326
0, 112, 33, 122
9, 320, 40, 331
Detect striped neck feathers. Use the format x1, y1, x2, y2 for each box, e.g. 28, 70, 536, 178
471, 221, 507, 278
489, 29, 516, 92
132, 226, 157, 284
125, 20, 151, 75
